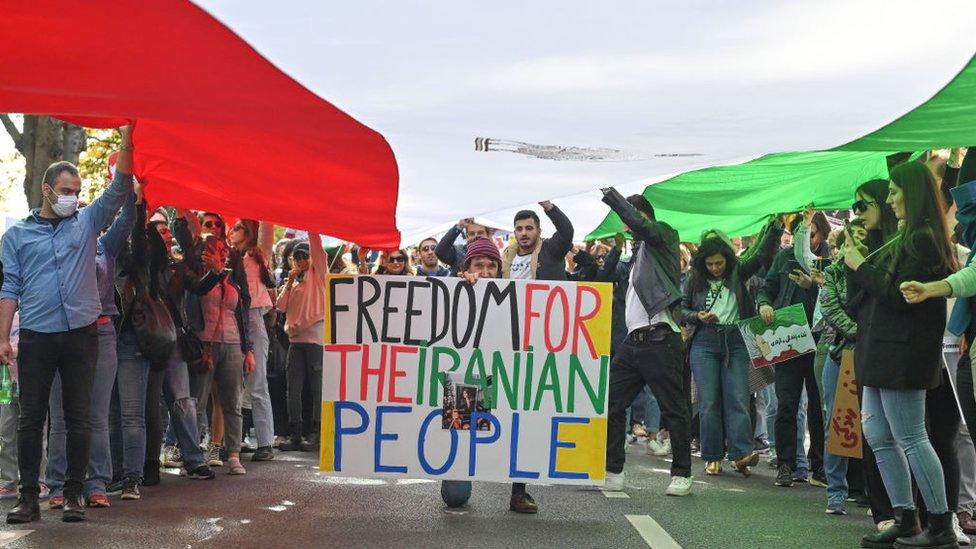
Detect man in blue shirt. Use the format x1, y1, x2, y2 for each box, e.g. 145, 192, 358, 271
0, 125, 134, 523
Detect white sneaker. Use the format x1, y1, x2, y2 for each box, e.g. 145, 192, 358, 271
953, 513, 970, 546
659, 434, 673, 455
603, 472, 625, 492
647, 439, 669, 456
876, 519, 896, 532
665, 476, 693, 496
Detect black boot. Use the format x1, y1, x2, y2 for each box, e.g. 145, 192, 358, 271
62, 493, 86, 522
894, 512, 959, 548
301, 424, 320, 452
6, 492, 39, 524
862, 508, 920, 548
281, 422, 304, 452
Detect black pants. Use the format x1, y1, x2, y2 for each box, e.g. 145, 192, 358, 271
958, 354, 976, 449
286, 343, 323, 429
926, 365, 961, 512
17, 324, 98, 497
773, 352, 824, 473
606, 330, 691, 477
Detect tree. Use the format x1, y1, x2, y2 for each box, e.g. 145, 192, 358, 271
1, 114, 86, 209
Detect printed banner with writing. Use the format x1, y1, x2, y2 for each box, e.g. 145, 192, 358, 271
738, 304, 816, 368
319, 275, 612, 485
827, 350, 862, 459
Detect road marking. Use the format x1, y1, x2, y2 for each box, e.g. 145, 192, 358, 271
601, 490, 630, 499
0, 531, 33, 545
626, 515, 682, 548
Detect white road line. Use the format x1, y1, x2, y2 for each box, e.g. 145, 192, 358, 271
601, 490, 630, 499
626, 515, 682, 549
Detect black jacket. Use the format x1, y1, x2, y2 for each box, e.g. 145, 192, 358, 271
681, 220, 783, 346
757, 243, 825, 325
501, 205, 574, 281
601, 188, 682, 328
849, 230, 952, 390
435, 225, 468, 276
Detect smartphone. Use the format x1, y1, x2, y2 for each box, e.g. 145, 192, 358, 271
785, 259, 802, 273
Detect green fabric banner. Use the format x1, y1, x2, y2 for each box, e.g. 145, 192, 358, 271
587, 55, 976, 243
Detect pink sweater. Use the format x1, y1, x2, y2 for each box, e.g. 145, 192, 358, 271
275, 233, 327, 344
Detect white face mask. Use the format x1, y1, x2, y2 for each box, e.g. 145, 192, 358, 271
46, 189, 78, 218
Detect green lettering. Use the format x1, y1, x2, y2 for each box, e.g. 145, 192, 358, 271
415, 346, 427, 405
522, 347, 534, 411
464, 349, 492, 407
532, 352, 563, 412
428, 346, 461, 406
491, 351, 521, 410
568, 354, 607, 414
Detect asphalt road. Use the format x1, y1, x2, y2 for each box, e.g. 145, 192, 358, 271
0, 442, 952, 548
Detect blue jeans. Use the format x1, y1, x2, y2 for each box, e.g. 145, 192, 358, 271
689, 326, 753, 461
862, 386, 948, 513
626, 387, 660, 432
160, 343, 207, 470
242, 308, 274, 447
46, 322, 117, 497
821, 354, 848, 507
115, 329, 150, 482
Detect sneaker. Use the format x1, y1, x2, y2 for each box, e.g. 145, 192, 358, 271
876, 519, 896, 532
754, 438, 770, 453
660, 437, 672, 455
252, 446, 275, 462
272, 435, 289, 449
121, 479, 141, 500
960, 511, 976, 535
766, 448, 778, 469
825, 505, 847, 515
162, 445, 183, 468
733, 452, 760, 477
48, 495, 65, 509
665, 476, 693, 497
809, 471, 828, 488
631, 423, 649, 438
603, 471, 624, 492
207, 444, 223, 467
186, 465, 216, 480
509, 492, 538, 514
690, 438, 701, 456
106, 479, 124, 495
227, 458, 246, 476
793, 471, 809, 483
953, 513, 971, 546
240, 444, 256, 454
775, 464, 794, 487
0, 485, 18, 500
647, 439, 669, 456
705, 461, 722, 476
38, 483, 50, 500
87, 494, 110, 508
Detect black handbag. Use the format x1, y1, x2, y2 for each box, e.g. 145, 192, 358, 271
128, 282, 177, 368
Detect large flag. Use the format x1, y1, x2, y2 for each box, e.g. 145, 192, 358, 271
2, 1, 975, 247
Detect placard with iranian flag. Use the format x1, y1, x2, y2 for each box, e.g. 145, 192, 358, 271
738, 304, 816, 368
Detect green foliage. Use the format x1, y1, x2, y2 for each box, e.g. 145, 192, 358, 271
78, 128, 121, 205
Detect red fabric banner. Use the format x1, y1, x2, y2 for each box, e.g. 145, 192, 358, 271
0, 1, 400, 247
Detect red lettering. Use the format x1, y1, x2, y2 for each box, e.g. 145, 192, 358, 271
388, 345, 416, 404
543, 286, 570, 352
522, 283, 550, 350
324, 344, 361, 401
572, 285, 601, 359
359, 344, 385, 402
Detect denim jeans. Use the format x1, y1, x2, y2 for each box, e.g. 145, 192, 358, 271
821, 354, 847, 507
159, 345, 207, 470
46, 322, 117, 497
242, 308, 274, 447
115, 328, 150, 482
689, 326, 753, 462
16, 324, 97, 497
862, 386, 948, 513
626, 387, 660, 432
191, 343, 244, 452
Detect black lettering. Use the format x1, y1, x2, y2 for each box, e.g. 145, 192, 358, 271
451, 281, 476, 347
328, 277, 354, 344
429, 277, 450, 345
473, 280, 519, 350
381, 280, 407, 343
357, 276, 381, 344
404, 280, 430, 346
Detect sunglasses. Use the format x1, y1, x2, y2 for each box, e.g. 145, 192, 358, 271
420, 245, 436, 252
852, 199, 875, 214
293, 252, 309, 261
204, 220, 224, 229
388, 256, 406, 263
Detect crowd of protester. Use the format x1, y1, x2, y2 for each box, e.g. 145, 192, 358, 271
2, 134, 976, 548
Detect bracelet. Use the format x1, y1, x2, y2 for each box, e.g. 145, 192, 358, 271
120, 145, 134, 151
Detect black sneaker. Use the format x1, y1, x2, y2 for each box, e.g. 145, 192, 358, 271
809, 470, 828, 488
775, 464, 794, 487
240, 444, 256, 454
186, 465, 216, 480
121, 479, 141, 501
251, 446, 275, 462
105, 479, 124, 496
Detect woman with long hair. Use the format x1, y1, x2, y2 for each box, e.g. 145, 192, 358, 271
372, 249, 415, 276
681, 219, 782, 477
229, 219, 277, 461
845, 161, 958, 548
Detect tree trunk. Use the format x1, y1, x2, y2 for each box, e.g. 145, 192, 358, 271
5, 115, 86, 209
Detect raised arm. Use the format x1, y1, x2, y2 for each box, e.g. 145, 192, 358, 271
436, 224, 464, 268
540, 201, 574, 258
739, 218, 784, 280
600, 188, 670, 247
83, 126, 135, 233
99, 191, 137, 259
594, 245, 622, 283
819, 262, 858, 340
257, 221, 274, 259
309, 232, 328, 277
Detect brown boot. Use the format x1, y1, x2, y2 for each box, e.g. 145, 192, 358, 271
734, 452, 760, 477
509, 492, 538, 514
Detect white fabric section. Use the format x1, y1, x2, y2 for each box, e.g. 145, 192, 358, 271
508, 253, 533, 280
625, 263, 679, 334
194, 1, 976, 241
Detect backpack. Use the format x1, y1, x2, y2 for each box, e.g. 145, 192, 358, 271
126, 276, 177, 367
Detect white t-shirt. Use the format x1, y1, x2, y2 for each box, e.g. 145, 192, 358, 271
509, 253, 533, 280
625, 262, 679, 334
705, 280, 738, 325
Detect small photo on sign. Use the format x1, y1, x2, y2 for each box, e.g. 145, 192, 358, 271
442, 373, 491, 431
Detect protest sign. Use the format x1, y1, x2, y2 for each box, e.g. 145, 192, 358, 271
738, 303, 816, 368
827, 350, 862, 459
320, 274, 612, 485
